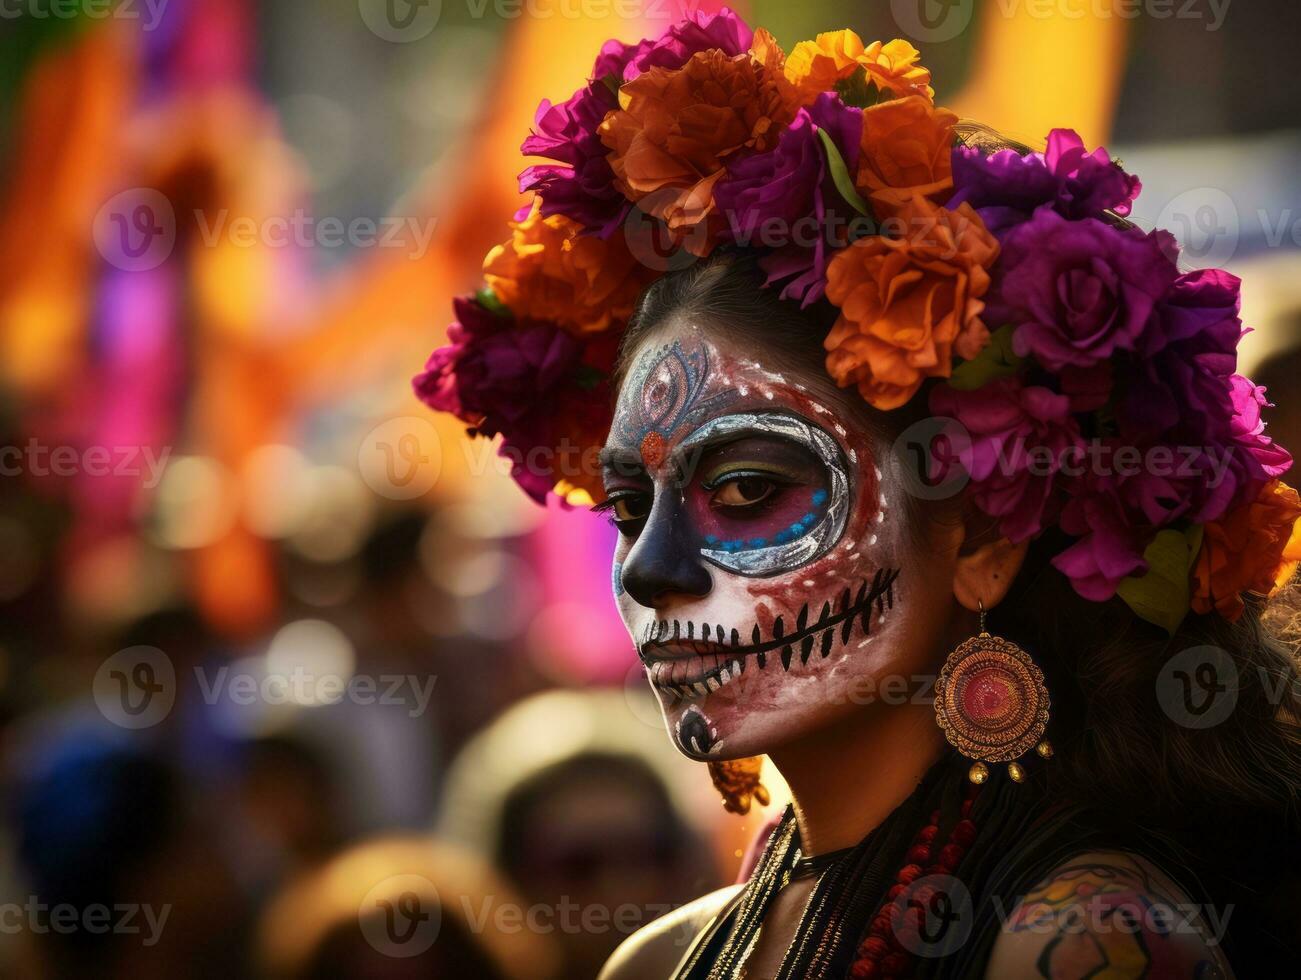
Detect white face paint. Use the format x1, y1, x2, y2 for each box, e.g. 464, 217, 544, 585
601, 326, 953, 761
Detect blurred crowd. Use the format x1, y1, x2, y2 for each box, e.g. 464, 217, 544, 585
0, 498, 756, 980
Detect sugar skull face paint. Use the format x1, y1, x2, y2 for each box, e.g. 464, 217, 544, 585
602, 324, 954, 762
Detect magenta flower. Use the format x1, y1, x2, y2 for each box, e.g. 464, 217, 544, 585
519, 8, 754, 237
619, 6, 753, 79
413, 296, 609, 502
989, 208, 1178, 371
714, 93, 863, 306
1053, 481, 1152, 601
949, 128, 1141, 237
1113, 270, 1290, 525
518, 41, 641, 237
1227, 374, 1293, 484
931, 378, 1085, 543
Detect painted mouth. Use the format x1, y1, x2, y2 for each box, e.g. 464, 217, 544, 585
643, 645, 749, 698
639, 567, 900, 700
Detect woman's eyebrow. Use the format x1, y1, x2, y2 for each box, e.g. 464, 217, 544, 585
678, 412, 820, 454
599, 446, 645, 475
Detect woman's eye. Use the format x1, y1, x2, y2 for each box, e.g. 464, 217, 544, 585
711, 475, 777, 509
612, 494, 650, 523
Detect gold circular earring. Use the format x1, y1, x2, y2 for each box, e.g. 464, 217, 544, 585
935, 601, 1051, 784
708, 756, 771, 814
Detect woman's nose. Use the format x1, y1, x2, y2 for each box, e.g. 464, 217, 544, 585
619, 495, 711, 608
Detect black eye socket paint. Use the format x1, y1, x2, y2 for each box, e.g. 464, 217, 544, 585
676, 706, 718, 757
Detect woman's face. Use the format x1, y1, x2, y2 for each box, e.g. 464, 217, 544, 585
602, 319, 961, 761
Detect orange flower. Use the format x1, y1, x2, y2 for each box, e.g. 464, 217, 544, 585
483, 201, 651, 334
1192, 480, 1301, 620
784, 31, 934, 105
823, 197, 999, 410
598, 48, 796, 253
856, 95, 958, 220
750, 27, 800, 109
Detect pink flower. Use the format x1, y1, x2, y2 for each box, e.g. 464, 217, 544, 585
1053, 480, 1152, 601
931, 378, 1085, 542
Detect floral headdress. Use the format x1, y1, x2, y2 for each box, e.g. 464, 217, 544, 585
414, 8, 1301, 630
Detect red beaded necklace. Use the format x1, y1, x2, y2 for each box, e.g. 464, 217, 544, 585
850, 782, 982, 979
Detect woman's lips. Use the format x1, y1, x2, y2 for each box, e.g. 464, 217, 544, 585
641, 642, 748, 699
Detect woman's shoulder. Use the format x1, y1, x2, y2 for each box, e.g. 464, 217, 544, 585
598, 884, 743, 980
983, 849, 1233, 979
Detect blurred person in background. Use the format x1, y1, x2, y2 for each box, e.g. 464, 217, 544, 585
7, 729, 247, 979
256, 835, 560, 980
439, 690, 722, 979
236, 734, 345, 879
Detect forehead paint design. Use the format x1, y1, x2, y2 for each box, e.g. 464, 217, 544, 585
640, 567, 901, 699
610, 336, 861, 578
612, 340, 737, 470
675, 706, 718, 757
681, 411, 850, 576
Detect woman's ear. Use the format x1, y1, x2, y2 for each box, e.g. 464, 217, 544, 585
953, 536, 1030, 612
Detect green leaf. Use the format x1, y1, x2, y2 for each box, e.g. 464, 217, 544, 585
474, 287, 511, 317
816, 127, 872, 219
1116, 525, 1204, 636
947, 325, 1024, 390
601, 73, 622, 99
833, 67, 883, 109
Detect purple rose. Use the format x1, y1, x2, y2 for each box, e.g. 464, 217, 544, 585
950, 128, 1141, 237
620, 7, 753, 80
519, 9, 754, 237
990, 207, 1178, 371
518, 40, 642, 236
931, 378, 1085, 543
714, 93, 863, 306
413, 295, 590, 501
1111, 270, 1293, 526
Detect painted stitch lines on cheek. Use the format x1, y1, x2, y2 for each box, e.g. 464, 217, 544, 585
640, 564, 902, 701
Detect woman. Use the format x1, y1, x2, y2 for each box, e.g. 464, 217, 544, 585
416, 9, 1301, 977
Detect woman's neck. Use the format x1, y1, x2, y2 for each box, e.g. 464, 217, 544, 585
768, 699, 945, 857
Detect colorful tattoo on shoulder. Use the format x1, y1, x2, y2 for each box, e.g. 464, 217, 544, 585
1008, 857, 1229, 979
